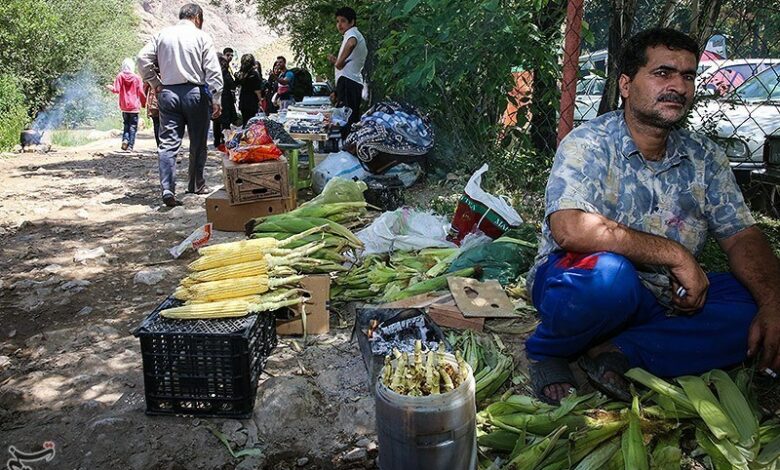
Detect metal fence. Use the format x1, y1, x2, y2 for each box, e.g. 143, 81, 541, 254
550, 0, 780, 213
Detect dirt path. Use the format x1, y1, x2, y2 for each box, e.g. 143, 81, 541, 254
0, 129, 379, 469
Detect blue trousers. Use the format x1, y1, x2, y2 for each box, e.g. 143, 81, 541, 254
526, 251, 757, 377
122, 112, 139, 148
158, 84, 210, 195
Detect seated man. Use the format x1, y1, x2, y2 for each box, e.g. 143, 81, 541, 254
527, 28, 780, 404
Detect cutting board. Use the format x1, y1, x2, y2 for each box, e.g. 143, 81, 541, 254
447, 277, 516, 318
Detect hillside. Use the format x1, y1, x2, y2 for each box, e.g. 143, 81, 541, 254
135, 0, 294, 71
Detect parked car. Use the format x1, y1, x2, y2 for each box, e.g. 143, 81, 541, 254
695, 58, 780, 96
312, 81, 333, 97
690, 64, 780, 173
574, 75, 605, 124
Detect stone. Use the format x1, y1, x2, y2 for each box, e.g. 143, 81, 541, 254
168, 206, 186, 219
133, 268, 166, 286
343, 448, 367, 462
77, 306, 94, 316
43, 264, 63, 273
8, 330, 16, 338
296, 457, 309, 467
61, 279, 91, 291
366, 441, 378, 453
355, 438, 371, 448
74, 247, 106, 262
235, 455, 266, 470
0, 355, 10, 370
11, 279, 38, 290
76, 209, 90, 219
192, 419, 200, 427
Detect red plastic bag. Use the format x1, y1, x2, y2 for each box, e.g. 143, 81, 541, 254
228, 121, 282, 163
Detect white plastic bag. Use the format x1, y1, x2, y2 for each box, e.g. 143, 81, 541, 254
357, 209, 457, 254
312, 151, 423, 194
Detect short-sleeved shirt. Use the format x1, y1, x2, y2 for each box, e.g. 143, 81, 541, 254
527, 110, 755, 304
336, 26, 367, 86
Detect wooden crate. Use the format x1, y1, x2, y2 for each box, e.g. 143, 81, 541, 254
222, 156, 290, 205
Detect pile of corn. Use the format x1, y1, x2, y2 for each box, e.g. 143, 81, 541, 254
162, 226, 336, 320
451, 330, 514, 403
380, 341, 470, 396
476, 367, 780, 469
332, 249, 478, 302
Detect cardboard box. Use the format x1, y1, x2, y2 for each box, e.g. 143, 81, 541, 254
206, 188, 293, 232
222, 156, 290, 205
276, 275, 330, 336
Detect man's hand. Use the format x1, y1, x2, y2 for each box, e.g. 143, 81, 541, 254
748, 304, 780, 372
669, 248, 709, 312
211, 103, 222, 120
327, 54, 337, 65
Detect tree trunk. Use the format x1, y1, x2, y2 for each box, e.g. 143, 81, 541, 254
691, 0, 724, 50
597, 0, 638, 115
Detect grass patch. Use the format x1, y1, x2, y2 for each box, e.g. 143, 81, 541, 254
50, 129, 101, 147
93, 114, 123, 132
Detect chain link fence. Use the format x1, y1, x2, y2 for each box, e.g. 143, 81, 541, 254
554, 0, 780, 213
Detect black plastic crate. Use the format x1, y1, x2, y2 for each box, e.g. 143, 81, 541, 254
134, 297, 277, 418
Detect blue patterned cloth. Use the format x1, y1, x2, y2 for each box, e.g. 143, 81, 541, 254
527, 110, 755, 308
345, 101, 434, 164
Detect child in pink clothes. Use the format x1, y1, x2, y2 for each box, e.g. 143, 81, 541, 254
108, 58, 146, 151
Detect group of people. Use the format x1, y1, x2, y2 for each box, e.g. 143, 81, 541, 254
108, 5, 780, 400
109, 3, 367, 208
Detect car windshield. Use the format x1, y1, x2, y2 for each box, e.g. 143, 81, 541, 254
732, 66, 780, 102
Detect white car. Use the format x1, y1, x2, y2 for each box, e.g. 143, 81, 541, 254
690, 64, 780, 171
574, 75, 605, 124
696, 58, 780, 96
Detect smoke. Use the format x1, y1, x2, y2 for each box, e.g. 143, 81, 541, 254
32, 68, 114, 131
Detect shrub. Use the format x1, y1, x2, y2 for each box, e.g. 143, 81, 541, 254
0, 74, 29, 151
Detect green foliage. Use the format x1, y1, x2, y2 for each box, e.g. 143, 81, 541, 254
0, 0, 140, 149
0, 74, 29, 151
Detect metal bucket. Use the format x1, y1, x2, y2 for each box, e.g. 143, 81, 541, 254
375, 354, 477, 470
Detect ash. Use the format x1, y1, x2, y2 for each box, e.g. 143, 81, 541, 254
369, 315, 442, 356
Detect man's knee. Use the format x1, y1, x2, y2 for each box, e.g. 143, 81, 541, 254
537, 252, 641, 336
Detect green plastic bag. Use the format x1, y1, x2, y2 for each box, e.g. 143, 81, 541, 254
447, 225, 538, 286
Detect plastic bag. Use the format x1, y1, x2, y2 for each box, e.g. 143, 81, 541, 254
448, 164, 523, 245
312, 151, 422, 194
357, 209, 457, 254
301, 176, 368, 207
227, 121, 282, 163
447, 225, 538, 286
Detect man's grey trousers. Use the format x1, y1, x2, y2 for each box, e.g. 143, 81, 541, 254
157, 84, 210, 195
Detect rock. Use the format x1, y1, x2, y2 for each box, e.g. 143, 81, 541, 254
156, 288, 165, 295
192, 419, 200, 427
133, 268, 166, 286
11, 279, 37, 290
74, 247, 106, 262
76, 209, 90, 219
296, 457, 309, 467
366, 441, 378, 453
168, 206, 185, 219
233, 430, 248, 447
7, 330, 16, 338
355, 438, 371, 448
235, 455, 266, 470
61, 279, 91, 291
43, 264, 63, 273
343, 448, 367, 462
0, 355, 11, 370
446, 172, 459, 181
0, 280, 3, 290
77, 306, 94, 316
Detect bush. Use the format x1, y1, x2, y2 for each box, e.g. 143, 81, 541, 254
0, 74, 29, 150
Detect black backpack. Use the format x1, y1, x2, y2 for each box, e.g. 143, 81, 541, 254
289, 67, 313, 101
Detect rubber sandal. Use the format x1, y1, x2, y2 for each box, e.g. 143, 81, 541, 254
578, 351, 632, 402
529, 357, 577, 405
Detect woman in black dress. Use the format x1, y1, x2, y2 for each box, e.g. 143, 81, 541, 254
235, 54, 264, 127
213, 53, 237, 147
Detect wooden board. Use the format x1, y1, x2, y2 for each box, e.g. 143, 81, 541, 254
378, 292, 453, 309
222, 156, 290, 205
447, 277, 516, 318
427, 302, 484, 332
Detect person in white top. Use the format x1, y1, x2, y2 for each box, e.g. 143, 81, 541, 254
327, 7, 367, 139
137, 3, 223, 207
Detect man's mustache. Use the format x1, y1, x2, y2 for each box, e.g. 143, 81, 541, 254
657, 93, 687, 104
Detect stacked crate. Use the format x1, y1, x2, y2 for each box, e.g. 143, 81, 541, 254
206, 156, 296, 231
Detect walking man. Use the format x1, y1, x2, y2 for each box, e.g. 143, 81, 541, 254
138, 3, 223, 207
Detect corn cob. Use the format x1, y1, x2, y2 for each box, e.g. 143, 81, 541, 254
625, 368, 696, 413
707, 369, 759, 447
572, 436, 621, 470
502, 425, 567, 470
651, 429, 682, 470
677, 375, 741, 443
621, 395, 649, 470
199, 225, 327, 256
163, 289, 303, 319
174, 274, 303, 302
185, 260, 268, 283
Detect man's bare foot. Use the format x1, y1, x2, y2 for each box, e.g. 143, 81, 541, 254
543, 382, 575, 403
529, 358, 577, 405
579, 344, 632, 401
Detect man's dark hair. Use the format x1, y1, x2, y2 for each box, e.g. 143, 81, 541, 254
179, 3, 203, 21
335, 7, 357, 24
276, 56, 286, 62
223, 47, 234, 55
619, 28, 700, 79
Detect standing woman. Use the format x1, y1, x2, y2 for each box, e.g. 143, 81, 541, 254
213, 53, 237, 148
108, 58, 146, 151
235, 54, 264, 127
